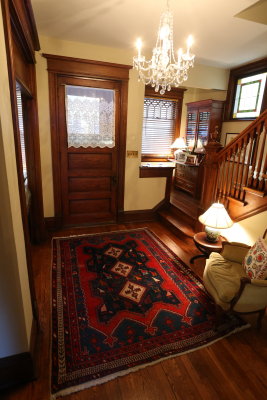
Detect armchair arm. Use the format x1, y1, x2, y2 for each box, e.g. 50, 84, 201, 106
221, 242, 250, 264
230, 277, 251, 310
251, 279, 267, 287
230, 277, 267, 313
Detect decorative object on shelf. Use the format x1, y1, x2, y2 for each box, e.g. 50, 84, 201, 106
133, 0, 195, 95
209, 125, 220, 142
194, 138, 204, 153
176, 151, 187, 163
185, 154, 197, 165
171, 137, 187, 158
198, 203, 233, 242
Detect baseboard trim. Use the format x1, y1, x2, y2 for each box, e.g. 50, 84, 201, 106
45, 200, 169, 228
118, 199, 168, 223
118, 209, 155, 223
45, 216, 61, 231
0, 352, 35, 390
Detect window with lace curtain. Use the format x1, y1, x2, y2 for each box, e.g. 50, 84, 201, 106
141, 87, 185, 161
66, 85, 115, 148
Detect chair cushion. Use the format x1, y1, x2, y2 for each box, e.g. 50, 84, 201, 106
205, 252, 246, 303
243, 237, 267, 280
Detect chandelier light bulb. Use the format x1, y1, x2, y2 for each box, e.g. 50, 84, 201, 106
187, 35, 194, 50
135, 38, 143, 59
133, 1, 195, 94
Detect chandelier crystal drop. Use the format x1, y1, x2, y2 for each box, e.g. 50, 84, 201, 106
133, 0, 195, 95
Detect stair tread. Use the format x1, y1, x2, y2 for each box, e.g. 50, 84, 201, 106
159, 209, 196, 238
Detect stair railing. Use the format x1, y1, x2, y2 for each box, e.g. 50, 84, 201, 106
199, 109, 267, 216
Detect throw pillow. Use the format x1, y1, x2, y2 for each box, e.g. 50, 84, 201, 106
243, 237, 267, 280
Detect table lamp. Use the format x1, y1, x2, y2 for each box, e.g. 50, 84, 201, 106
198, 203, 233, 242
170, 137, 187, 159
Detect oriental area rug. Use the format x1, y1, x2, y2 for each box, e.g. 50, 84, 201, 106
51, 228, 248, 398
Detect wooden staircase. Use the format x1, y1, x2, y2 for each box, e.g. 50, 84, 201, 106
158, 189, 199, 239
158, 109, 267, 237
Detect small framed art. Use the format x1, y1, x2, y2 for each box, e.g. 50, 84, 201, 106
175, 152, 187, 163
224, 133, 238, 146
185, 154, 197, 165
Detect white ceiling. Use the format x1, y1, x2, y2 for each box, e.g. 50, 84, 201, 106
31, 0, 267, 68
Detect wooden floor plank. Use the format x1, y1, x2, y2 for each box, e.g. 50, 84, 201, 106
2, 221, 267, 400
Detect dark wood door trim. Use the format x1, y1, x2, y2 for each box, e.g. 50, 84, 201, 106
1, 0, 45, 327
44, 54, 131, 226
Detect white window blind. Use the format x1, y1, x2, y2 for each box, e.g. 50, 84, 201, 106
142, 97, 177, 156
16, 84, 27, 179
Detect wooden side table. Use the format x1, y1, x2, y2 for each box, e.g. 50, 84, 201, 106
190, 232, 226, 264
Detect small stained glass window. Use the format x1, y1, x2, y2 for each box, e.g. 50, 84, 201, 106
233, 72, 267, 119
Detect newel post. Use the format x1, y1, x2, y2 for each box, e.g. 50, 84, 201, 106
199, 134, 223, 217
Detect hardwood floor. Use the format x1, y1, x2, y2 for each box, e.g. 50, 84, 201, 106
2, 221, 267, 400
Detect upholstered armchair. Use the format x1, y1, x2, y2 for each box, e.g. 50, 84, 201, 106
203, 240, 267, 329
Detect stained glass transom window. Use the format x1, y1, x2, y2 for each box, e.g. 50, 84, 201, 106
66, 85, 115, 148
233, 72, 267, 119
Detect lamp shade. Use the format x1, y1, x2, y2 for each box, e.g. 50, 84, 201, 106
198, 203, 233, 229
170, 137, 186, 149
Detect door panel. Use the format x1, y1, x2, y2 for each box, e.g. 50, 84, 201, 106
68, 177, 111, 192
58, 76, 120, 225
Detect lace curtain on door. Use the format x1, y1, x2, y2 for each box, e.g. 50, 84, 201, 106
66, 85, 115, 148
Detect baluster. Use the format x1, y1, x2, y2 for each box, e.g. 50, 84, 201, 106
259, 121, 267, 192
227, 146, 236, 198
221, 151, 231, 204
255, 121, 267, 190
248, 125, 261, 188
237, 137, 248, 200
217, 160, 225, 202
233, 141, 242, 199
242, 133, 254, 202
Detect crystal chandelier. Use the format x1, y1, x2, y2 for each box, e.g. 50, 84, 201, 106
133, 0, 195, 95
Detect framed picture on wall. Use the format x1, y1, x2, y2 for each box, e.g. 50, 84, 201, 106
224, 133, 238, 146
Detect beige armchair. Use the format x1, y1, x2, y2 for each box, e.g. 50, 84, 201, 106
203, 240, 267, 329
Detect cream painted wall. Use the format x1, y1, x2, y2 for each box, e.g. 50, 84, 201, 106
0, 8, 32, 357
36, 35, 229, 216
223, 211, 267, 246
220, 120, 251, 146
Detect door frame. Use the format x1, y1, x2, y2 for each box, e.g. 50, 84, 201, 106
44, 54, 131, 228
1, 0, 46, 325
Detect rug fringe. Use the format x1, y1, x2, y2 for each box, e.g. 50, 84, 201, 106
51, 227, 149, 241
51, 322, 250, 399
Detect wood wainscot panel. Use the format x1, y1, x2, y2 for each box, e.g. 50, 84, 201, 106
68, 152, 112, 170
68, 177, 111, 193
69, 198, 111, 215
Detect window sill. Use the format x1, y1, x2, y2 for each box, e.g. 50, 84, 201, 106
139, 162, 175, 178
224, 118, 256, 122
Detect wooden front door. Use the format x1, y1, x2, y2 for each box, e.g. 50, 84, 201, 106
57, 76, 120, 225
